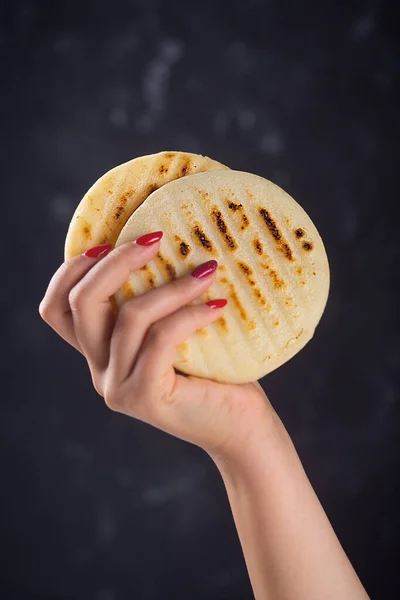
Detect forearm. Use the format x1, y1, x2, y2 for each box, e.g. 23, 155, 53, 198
211, 411, 369, 600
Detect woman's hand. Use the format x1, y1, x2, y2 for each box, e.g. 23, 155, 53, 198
39, 231, 272, 457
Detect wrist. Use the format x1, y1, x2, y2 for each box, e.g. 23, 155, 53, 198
208, 398, 297, 483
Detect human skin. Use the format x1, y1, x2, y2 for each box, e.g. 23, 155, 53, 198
39, 231, 369, 600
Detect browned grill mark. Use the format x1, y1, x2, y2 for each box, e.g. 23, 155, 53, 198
193, 225, 213, 251
159, 164, 168, 174
139, 263, 156, 288
227, 201, 249, 230
231, 290, 247, 321
269, 269, 286, 290
254, 288, 269, 308
114, 205, 125, 219
217, 317, 228, 333
274, 319, 280, 327
179, 156, 192, 177
259, 208, 294, 261
302, 241, 313, 251
82, 224, 92, 240
196, 328, 209, 337
253, 239, 263, 255
179, 342, 189, 355
241, 213, 249, 230
95, 207, 101, 212
211, 207, 237, 250
179, 242, 190, 257
238, 262, 252, 276
108, 190, 113, 195
218, 265, 226, 272
174, 235, 191, 258
148, 183, 158, 195
248, 320, 256, 330
295, 228, 305, 238
121, 281, 135, 300
181, 204, 188, 209
228, 201, 242, 211
313, 271, 316, 276
156, 252, 177, 280
219, 277, 247, 321
164, 152, 176, 160
296, 267, 303, 275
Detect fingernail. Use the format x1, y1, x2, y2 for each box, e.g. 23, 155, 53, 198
135, 231, 164, 246
191, 260, 218, 279
84, 244, 112, 258
206, 299, 228, 309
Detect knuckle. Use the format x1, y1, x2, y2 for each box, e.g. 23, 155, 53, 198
38, 298, 52, 321
68, 285, 88, 311
118, 299, 139, 325
103, 383, 121, 412
146, 322, 169, 348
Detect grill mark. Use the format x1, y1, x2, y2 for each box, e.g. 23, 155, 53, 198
302, 241, 313, 251
218, 277, 247, 322
121, 281, 135, 300
295, 228, 305, 238
178, 155, 193, 177
260, 263, 286, 290
211, 206, 237, 250
193, 225, 213, 251
114, 205, 125, 219
259, 208, 293, 261
159, 164, 168, 174
253, 239, 263, 255
82, 223, 92, 240
147, 183, 158, 195
196, 328, 209, 337
238, 262, 252, 277
193, 194, 276, 365
227, 201, 249, 230
156, 252, 177, 281
179, 342, 189, 355
174, 235, 191, 258
217, 317, 228, 333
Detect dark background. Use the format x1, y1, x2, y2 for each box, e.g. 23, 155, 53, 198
2, 0, 399, 598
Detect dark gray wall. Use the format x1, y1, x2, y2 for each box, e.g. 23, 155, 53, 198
2, 1, 399, 598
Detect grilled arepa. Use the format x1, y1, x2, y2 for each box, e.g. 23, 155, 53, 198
65, 151, 228, 259
114, 169, 330, 383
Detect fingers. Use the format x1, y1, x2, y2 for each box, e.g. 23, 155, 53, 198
39, 244, 112, 350
111, 299, 228, 415
108, 259, 220, 382
69, 233, 163, 371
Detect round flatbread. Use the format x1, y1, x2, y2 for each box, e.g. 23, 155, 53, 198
64, 151, 229, 259
115, 170, 330, 384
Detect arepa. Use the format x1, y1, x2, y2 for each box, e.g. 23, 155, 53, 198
65, 151, 228, 259
115, 170, 330, 384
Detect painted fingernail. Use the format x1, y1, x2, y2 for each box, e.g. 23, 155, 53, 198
191, 260, 218, 279
84, 244, 112, 258
206, 299, 228, 309
135, 231, 164, 246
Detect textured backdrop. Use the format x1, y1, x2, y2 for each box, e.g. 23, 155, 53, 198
2, 1, 399, 598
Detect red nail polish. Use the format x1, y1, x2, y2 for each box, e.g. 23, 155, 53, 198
192, 260, 218, 279
84, 244, 112, 258
206, 299, 228, 309
135, 231, 164, 246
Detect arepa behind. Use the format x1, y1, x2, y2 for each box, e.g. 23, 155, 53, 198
65, 151, 229, 259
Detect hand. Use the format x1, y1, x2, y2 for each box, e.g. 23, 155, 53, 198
39, 232, 273, 457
